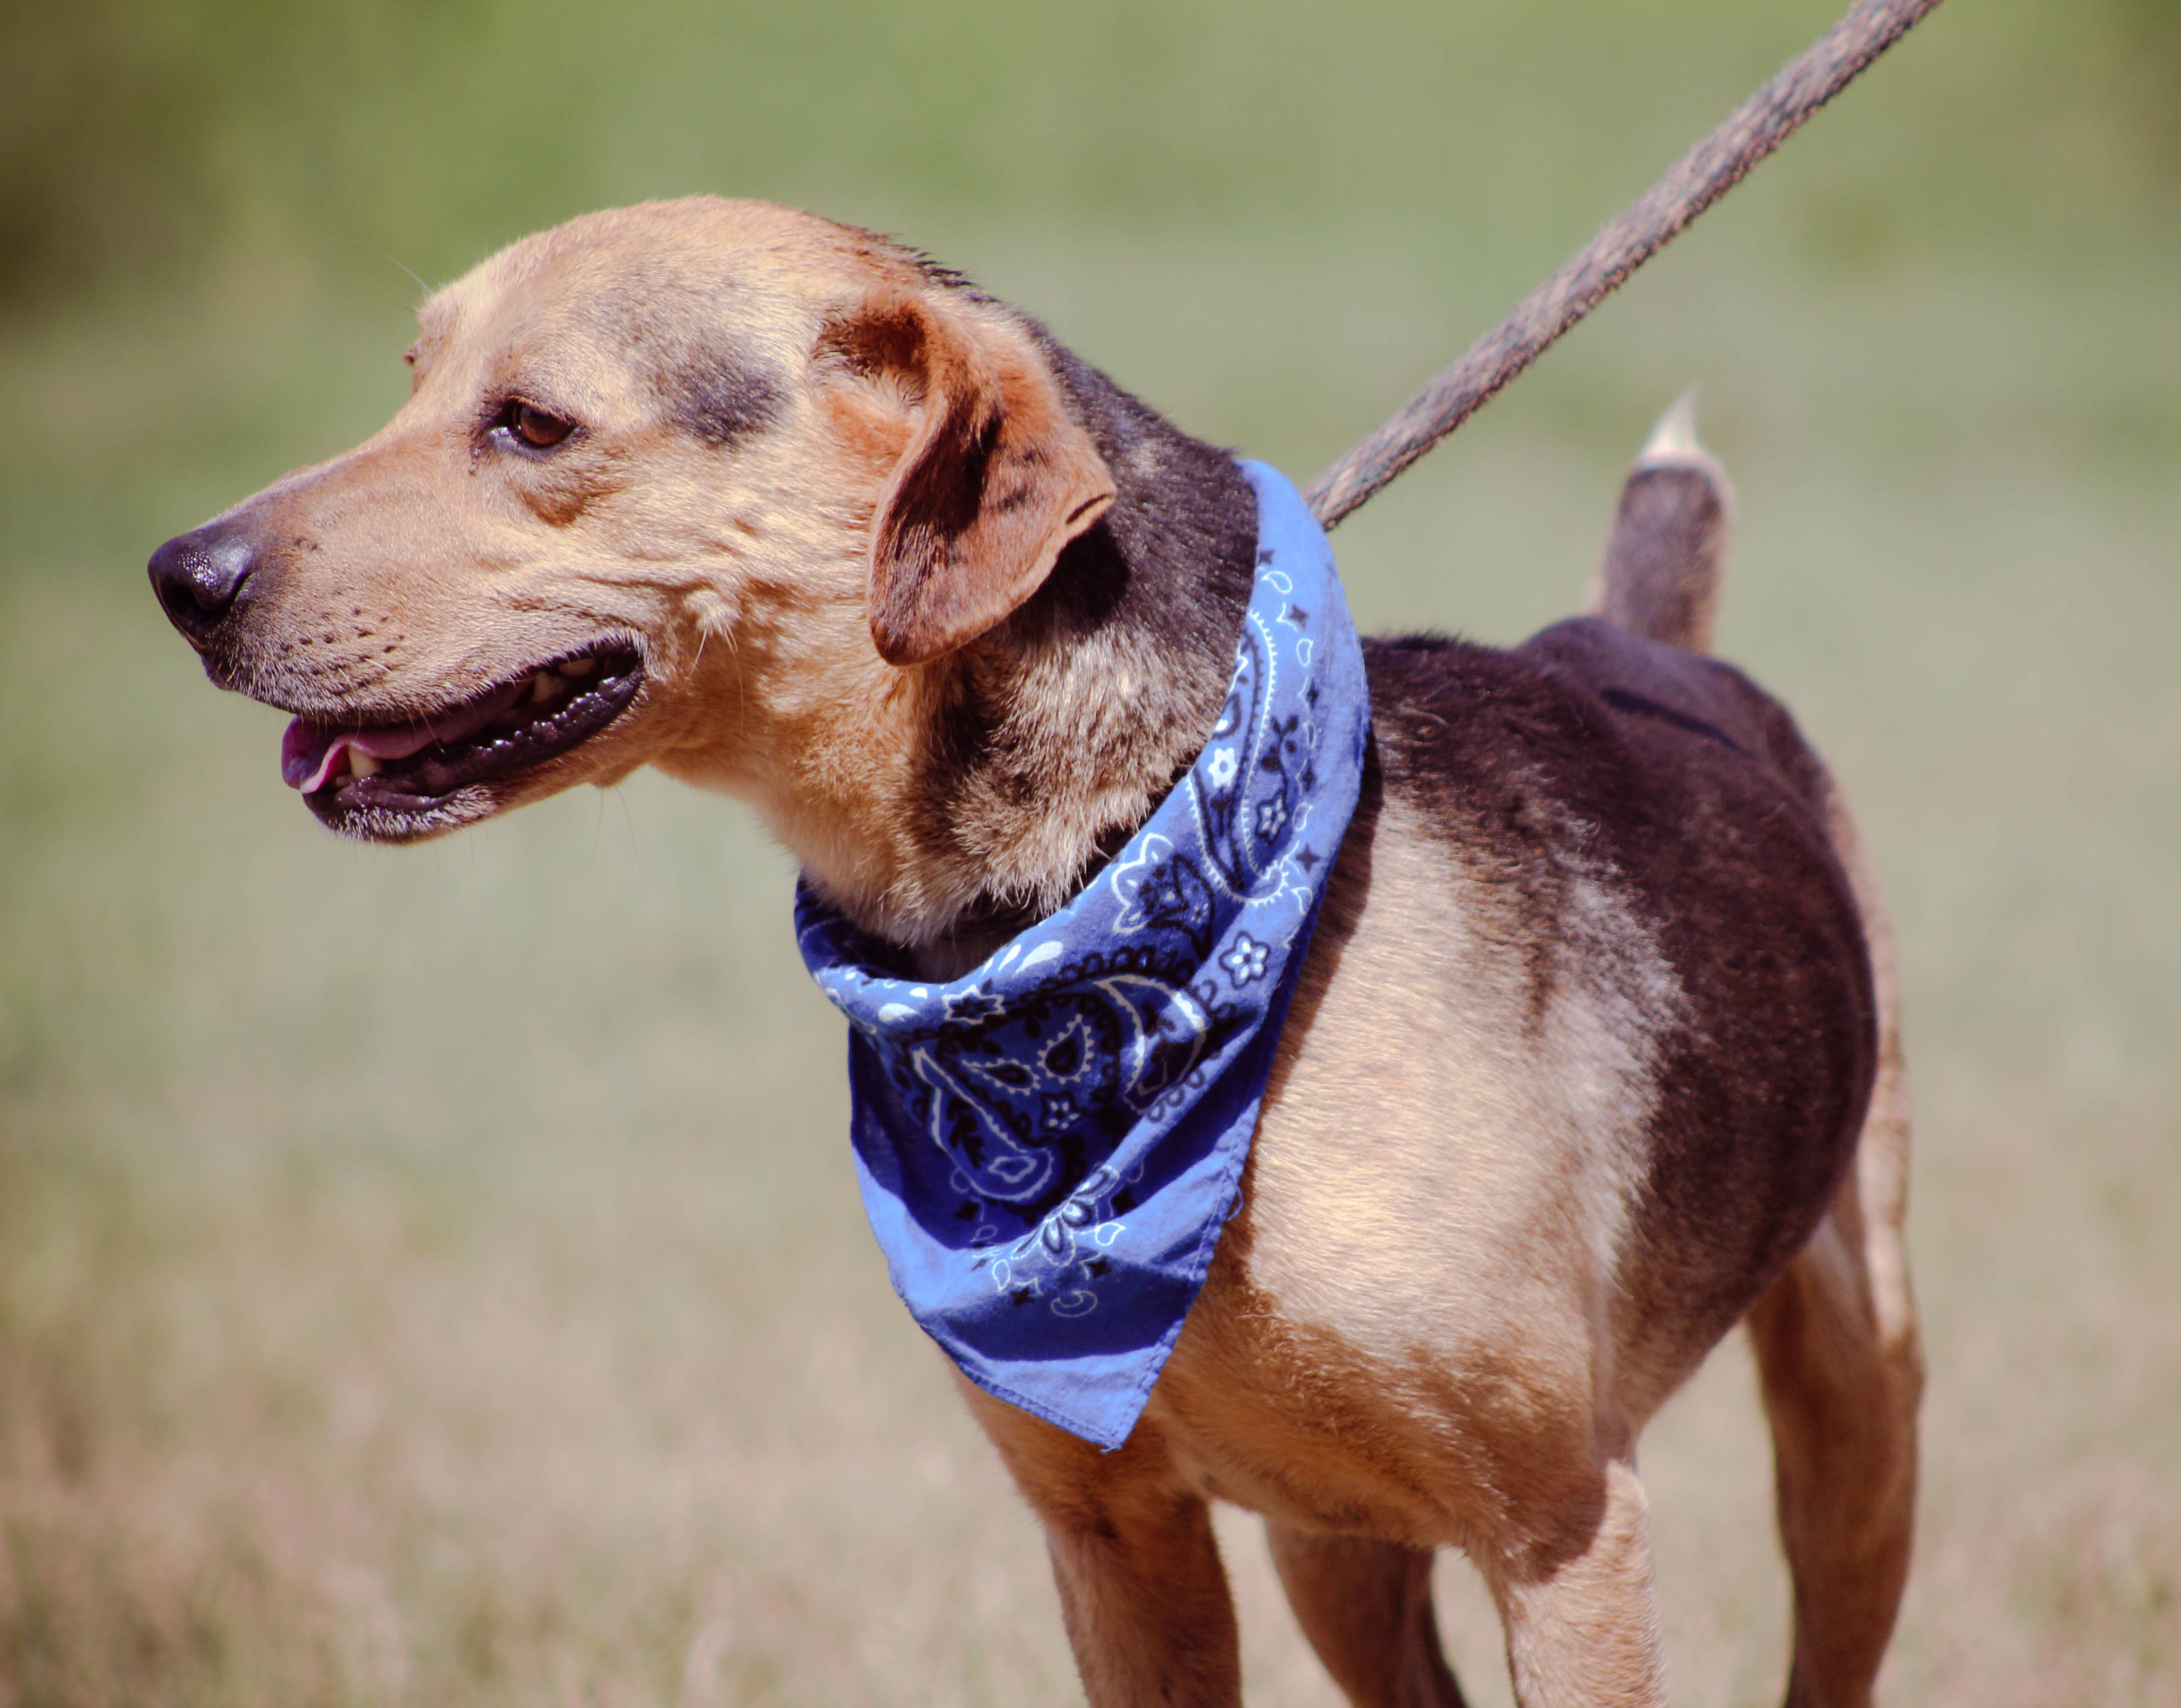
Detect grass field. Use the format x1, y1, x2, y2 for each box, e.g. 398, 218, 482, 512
3, 1, 2179, 1703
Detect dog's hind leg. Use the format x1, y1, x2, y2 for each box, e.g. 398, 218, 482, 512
1589, 392, 1919, 1703
1264, 1523, 1469, 1708
1745, 793, 1922, 1708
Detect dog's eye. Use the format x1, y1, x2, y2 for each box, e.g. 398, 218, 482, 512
489, 399, 576, 452
509, 403, 574, 449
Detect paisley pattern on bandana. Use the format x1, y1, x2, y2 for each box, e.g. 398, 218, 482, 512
796, 462, 1370, 1450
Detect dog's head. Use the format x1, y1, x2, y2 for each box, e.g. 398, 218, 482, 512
148, 197, 1115, 845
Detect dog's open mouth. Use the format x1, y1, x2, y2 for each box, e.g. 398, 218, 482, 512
281, 644, 643, 829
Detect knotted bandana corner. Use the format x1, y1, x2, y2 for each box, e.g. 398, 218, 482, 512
795, 461, 1370, 1449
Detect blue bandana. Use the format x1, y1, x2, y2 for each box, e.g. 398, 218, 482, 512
795, 461, 1369, 1449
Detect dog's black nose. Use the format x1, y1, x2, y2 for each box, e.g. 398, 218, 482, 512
148, 526, 258, 642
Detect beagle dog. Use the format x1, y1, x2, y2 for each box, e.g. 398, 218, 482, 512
149, 198, 1921, 1708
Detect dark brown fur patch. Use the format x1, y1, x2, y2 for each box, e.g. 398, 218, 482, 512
659, 345, 784, 447
1362, 620, 1877, 1365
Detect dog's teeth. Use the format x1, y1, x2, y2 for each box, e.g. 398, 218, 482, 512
349, 751, 382, 779
531, 672, 557, 703
559, 657, 596, 678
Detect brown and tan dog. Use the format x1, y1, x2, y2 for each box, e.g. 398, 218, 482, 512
148, 197, 1921, 1708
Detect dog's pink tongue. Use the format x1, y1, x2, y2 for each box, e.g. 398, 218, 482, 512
280, 723, 431, 793
280, 720, 343, 792
279, 681, 529, 793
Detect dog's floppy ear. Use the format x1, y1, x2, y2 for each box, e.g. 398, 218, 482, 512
821, 287, 1116, 666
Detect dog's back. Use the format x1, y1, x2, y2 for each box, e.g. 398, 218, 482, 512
1217, 565, 1874, 1414
1344, 404, 1874, 1400
1362, 612, 1874, 1377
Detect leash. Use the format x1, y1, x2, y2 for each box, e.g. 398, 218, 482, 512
1305, 0, 1947, 529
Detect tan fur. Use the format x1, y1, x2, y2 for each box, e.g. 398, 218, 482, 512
842, 281, 1117, 664
165, 198, 1919, 1708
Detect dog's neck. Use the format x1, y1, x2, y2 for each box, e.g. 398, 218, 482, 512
896, 347, 1257, 975
722, 347, 1256, 978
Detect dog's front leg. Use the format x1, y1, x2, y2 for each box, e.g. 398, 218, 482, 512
958, 1381, 1241, 1707
1265, 1522, 1468, 1708
1488, 1458, 1668, 1708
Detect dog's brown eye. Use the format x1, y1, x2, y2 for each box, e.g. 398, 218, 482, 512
512, 403, 574, 449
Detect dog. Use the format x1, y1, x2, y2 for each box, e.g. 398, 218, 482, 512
148, 197, 1922, 1708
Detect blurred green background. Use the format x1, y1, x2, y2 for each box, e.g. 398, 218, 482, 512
2, 1, 2177, 1703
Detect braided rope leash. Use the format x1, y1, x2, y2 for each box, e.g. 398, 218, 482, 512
1305, 0, 1948, 529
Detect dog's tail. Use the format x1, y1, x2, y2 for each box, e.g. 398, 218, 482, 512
1586, 392, 1733, 654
